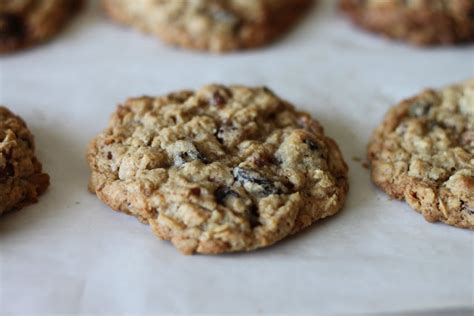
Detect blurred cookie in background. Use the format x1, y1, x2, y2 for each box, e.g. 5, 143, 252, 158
340, 0, 474, 46
102, 0, 313, 53
0, 106, 50, 215
0, 0, 83, 53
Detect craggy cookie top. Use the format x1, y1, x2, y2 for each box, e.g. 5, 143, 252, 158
340, 0, 474, 45
0, 0, 82, 53
102, 0, 312, 52
368, 81, 474, 229
88, 85, 348, 254
0, 106, 49, 214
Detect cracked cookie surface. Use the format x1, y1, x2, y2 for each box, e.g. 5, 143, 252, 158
340, 0, 474, 45
0, 107, 49, 214
368, 80, 474, 229
102, 0, 312, 53
88, 85, 348, 254
0, 0, 82, 53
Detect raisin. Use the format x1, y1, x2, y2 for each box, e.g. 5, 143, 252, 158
173, 142, 209, 166
211, 91, 227, 107
409, 101, 432, 117
253, 155, 277, 168
0, 163, 14, 180
190, 187, 201, 196
233, 167, 279, 196
0, 13, 24, 39
175, 150, 208, 166
284, 181, 295, 191
304, 139, 320, 151
107, 152, 113, 160
468, 9, 474, 20
248, 204, 260, 228
215, 186, 239, 204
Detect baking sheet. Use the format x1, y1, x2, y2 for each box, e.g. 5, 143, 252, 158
1, 1, 473, 315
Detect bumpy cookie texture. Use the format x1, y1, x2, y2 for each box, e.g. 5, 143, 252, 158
0, 0, 82, 53
340, 0, 474, 45
368, 81, 474, 229
88, 85, 348, 254
102, 0, 313, 53
0, 107, 50, 214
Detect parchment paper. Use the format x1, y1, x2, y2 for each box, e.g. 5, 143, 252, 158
1, 1, 473, 315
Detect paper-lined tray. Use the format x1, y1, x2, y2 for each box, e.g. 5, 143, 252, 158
1, 1, 473, 314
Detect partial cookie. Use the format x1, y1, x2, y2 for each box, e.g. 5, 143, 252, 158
340, 0, 474, 46
102, 0, 313, 53
88, 85, 348, 254
0, 107, 50, 215
0, 0, 82, 53
368, 81, 474, 229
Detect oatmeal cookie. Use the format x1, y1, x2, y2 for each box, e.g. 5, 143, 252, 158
368, 80, 474, 229
0, 106, 50, 214
88, 85, 349, 254
340, 0, 474, 45
0, 0, 82, 53
102, 0, 313, 53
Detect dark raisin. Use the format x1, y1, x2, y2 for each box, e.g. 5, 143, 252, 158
233, 167, 279, 196
107, 152, 113, 160
253, 155, 277, 168
0, 163, 14, 180
211, 91, 226, 107
409, 101, 432, 117
215, 186, 239, 204
461, 202, 474, 215
304, 139, 320, 151
190, 187, 201, 196
6, 163, 14, 176
284, 181, 295, 191
248, 204, 261, 228
176, 150, 208, 166
0, 13, 25, 39
173, 142, 209, 166
468, 9, 474, 20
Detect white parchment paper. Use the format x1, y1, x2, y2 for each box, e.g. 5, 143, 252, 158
1, 1, 473, 315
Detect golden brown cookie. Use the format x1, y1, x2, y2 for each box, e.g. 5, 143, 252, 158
87, 85, 349, 254
0, 106, 50, 215
340, 0, 474, 46
102, 0, 313, 53
0, 0, 82, 53
368, 80, 474, 229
